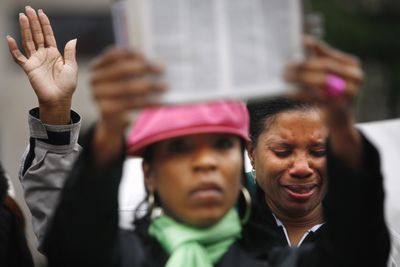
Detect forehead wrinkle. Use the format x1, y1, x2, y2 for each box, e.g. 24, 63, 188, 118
261, 125, 327, 149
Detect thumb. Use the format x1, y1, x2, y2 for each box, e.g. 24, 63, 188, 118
64, 38, 77, 66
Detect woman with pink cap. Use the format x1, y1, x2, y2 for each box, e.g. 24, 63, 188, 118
7, 8, 389, 266
43, 86, 270, 266
40, 47, 389, 267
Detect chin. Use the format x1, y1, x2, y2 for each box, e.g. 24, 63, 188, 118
285, 203, 318, 217
186, 207, 228, 228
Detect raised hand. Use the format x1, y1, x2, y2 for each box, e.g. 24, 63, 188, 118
90, 47, 166, 167
285, 36, 364, 114
7, 6, 78, 124
284, 36, 364, 170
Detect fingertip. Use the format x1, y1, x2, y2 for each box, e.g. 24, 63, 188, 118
303, 34, 315, 43
154, 81, 168, 92
67, 38, 78, 47
6, 35, 13, 47
64, 39, 78, 64
6, 35, 16, 46
149, 62, 165, 74
25, 6, 34, 14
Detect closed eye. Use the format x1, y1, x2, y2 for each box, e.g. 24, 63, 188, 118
272, 149, 292, 158
310, 149, 326, 157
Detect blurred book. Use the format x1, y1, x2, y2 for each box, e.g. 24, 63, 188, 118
112, 0, 303, 103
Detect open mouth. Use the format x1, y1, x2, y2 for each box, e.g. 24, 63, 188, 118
283, 184, 318, 201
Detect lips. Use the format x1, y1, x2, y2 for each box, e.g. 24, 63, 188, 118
190, 183, 223, 203
283, 184, 318, 201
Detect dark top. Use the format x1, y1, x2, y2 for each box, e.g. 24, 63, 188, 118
43, 130, 390, 267
241, 134, 391, 266
0, 164, 34, 267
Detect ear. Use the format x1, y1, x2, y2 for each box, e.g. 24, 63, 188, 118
142, 161, 156, 192
245, 141, 256, 169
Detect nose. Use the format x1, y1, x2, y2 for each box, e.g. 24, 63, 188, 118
192, 147, 218, 172
289, 155, 314, 179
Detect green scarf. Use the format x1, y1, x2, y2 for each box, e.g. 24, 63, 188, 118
148, 209, 241, 267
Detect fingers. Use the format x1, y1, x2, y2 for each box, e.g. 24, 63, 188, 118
13, 6, 57, 59
19, 12, 36, 58
304, 35, 360, 66
91, 58, 163, 84
296, 58, 363, 83
98, 94, 162, 117
93, 78, 166, 99
90, 47, 142, 70
25, 6, 45, 49
64, 39, 77, 67
37, 9, 57, 48
286, 37, 364, 103
285, 64, 362, 100
90, 47, 167, 117
6, 35, 27, 65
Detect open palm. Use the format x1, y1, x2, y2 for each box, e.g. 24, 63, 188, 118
7, 7, 77, 106
25, 45, 77, 105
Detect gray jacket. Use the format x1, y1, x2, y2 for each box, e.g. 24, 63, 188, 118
19, 108, 82, 245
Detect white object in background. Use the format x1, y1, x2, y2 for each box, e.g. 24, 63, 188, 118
357, 119, 400, 233
118, 119, 400, 266
118, 158, 146, 229
112, 0, 303, 103
358, 119, 400, 267
118, 152, 251, 229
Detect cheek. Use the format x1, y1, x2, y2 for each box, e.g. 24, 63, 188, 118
313, 157, 327, 176
155, 178, 185, 207
226, 159, 242, 186
256, 157, 286, 183
151, 160, 189, 205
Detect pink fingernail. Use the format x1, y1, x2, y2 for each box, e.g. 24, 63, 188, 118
38, 9, 43, 14
325, 74, 346, 96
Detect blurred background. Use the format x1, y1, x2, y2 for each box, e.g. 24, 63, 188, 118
0, 0, 399, 265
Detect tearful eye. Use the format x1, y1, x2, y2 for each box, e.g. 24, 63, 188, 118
310, 149, 326, 157
272, 149, 292, 158
214, 137, 234, 150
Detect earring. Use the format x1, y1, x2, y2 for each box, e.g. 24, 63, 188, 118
148, 191, 163, 220
240, 187, 252, 225
147, 191, 157, 220
250, 167, 257, 184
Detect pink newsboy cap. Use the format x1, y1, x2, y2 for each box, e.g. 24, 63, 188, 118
127, 100, 250, 157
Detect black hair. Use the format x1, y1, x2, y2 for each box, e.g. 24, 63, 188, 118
0, 163, 9, 203
247, 97, 316, 146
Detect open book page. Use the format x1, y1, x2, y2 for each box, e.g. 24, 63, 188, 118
111, 1, 130, 47
113, 0, 303, 103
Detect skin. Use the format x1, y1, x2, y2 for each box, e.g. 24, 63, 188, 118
8, 9, 363, 172
7, 6, 77, 125
7, 7, 166, 168
249, 110, 328, 221
8, 8, 365, 237
143, 134, 243, 228
284, 36, 364, 171
246, 38, 364, 245
7, 7, 371, 262
248, 109, 329, 244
